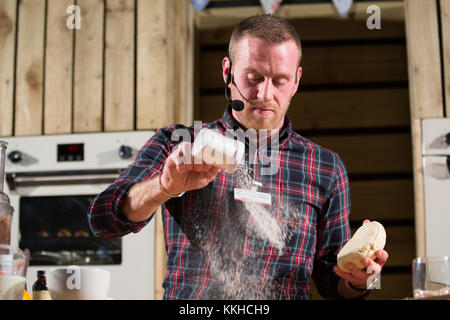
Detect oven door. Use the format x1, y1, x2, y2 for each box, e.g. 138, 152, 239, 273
6, 170, 155, 300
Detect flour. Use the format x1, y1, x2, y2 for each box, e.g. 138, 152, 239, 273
197, 163, 299, 300
234, 163, 291, 252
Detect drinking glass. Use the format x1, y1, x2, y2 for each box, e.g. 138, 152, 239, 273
412, 256, 450, 299
0, 247, 29, 300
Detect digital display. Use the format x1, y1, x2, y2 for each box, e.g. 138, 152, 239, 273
57, 143, 84, 162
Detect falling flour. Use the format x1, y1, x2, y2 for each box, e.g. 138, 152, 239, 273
196, 163, 299, 299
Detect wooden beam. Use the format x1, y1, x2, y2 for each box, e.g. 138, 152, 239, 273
199, 43, 408, 89
0, 0, 16, 137
350, 179, 414, 222
441, 0, 450, 116
73, 0, 104, 133
173, 0, 194, 126
199, 18, 406, 45
404, 0, 444, 257
44, 0, 74, 134
195, 1, 405, 30
136, 0, 175, 130
104, 0, 135, 132
15, 0, 46, 136
199, 88, 411, 130
310, 133, 413, 175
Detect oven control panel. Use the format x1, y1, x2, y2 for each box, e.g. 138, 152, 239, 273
3, 131, 156, 173
57, 143, 84, 162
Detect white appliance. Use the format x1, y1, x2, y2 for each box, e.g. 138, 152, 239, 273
422, 118, 450, 257
1, 131, 156, 300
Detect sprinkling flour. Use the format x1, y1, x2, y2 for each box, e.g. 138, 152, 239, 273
196, 163, 299, 299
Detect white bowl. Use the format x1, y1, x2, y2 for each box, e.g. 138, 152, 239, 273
47, 267, 110, 300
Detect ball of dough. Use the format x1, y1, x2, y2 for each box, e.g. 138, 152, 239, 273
337, 221, 386, 273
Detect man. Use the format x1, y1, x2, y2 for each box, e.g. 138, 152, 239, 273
88, 15, 388, 299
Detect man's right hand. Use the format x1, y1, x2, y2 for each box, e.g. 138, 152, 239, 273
160, 141, 221, 196
122, 142, 221, 223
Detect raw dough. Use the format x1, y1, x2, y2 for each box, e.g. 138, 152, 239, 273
337, 221, 386, 273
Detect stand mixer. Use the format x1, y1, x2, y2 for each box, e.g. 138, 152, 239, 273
0, 140, 29, 300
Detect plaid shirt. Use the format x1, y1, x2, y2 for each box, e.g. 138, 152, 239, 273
88, 106, 351, 300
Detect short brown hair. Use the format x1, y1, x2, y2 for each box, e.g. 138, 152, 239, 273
228, 14, 302, 66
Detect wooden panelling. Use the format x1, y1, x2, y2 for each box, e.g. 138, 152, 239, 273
196, 1, 405, 30
14, 0, 46, 136
200, 19, 405, 45
173, 0, 194, 126
300, 44, 407, 85
404, 0, 444, 257
44, 0, 74, 134
306, 133, 412, 175
199, 88, 410, 129
104, 0, 135, 132
350, 179, 414, 222
136, 0, 175, 130
200, 43, 408, 89
383, 226, 416, 268
405, 0, 443, 119
73, 0, 104, 133
441, 0, 450, 116
4, 0, 195, 138
0, 0, 16, 137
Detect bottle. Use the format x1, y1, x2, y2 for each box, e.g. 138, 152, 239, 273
192, 128, 245, 173
32, 270, 52, 300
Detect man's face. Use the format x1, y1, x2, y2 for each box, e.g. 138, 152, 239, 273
223, 36, 302, 131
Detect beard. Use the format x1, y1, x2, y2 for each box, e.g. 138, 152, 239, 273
236, 100, 286, 131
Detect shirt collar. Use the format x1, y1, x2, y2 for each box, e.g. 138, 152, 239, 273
220, 104, 293, 146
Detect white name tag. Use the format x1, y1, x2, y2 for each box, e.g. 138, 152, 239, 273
234, 188, 272, 206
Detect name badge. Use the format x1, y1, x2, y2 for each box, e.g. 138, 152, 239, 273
234, 188, 272, 206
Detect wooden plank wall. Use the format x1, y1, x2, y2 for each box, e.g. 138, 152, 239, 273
45, 0, 74, 134
441, 0, 450, 116
0, 0, 194, 137
196, 5, 415, 299
404, 0, 444, 261
0, 0, 17, 136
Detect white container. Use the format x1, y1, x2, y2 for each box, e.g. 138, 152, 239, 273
192, 128, 245, 173
47, 267, 110, 300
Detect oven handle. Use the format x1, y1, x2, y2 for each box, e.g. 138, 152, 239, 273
5, 169, 125, 191
448, 156, 450, 174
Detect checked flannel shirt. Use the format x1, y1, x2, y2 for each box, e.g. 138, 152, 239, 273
88, 105, 352, 300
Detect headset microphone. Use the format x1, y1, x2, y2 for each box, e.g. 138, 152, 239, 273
225, 62, 245, 112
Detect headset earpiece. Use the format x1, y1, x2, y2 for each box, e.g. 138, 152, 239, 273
224, 59, 245, 112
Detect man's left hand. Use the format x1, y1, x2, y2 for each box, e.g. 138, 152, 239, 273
333, 220, 389, 289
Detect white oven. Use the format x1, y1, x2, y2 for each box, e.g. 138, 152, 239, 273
1, 131, 156, 300
422, 118, 450, 257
